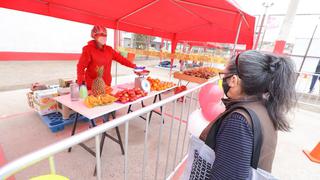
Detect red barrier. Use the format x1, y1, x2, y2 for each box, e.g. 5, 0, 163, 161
0, 52, 80, 61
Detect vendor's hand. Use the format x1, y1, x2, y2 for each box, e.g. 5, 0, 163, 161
134, 66, 145, 70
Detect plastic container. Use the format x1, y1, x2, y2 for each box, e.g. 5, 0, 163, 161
40, 112, 89, 133
79, 81, 88, 99
70, 81, 79, 101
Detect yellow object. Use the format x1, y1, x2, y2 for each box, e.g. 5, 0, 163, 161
92, 66, 106, 96
118, 47, 227, 64
30, 174, 69, 180
218, 79, 223, 89
30, 156, 69, 180
84, 94, 118, 108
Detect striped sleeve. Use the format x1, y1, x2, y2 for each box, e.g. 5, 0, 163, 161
210, 112, 253, 180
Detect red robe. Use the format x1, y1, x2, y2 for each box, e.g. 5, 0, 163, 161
77, 40, 136, 89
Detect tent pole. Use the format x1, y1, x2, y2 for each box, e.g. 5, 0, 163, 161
114, 22, 120, 85
179, 43, 187, 71
117, 0, 160, 22
175, 0, 237, 15
298, 23, 318, 73
232, 18, 243, 56
170, 34, 177, 80
160, 38, 164, 63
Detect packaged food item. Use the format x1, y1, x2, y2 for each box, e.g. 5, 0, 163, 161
70, 81, 80, 101
31, 82, 47, 91
33, 88, 59, 115
79, 81, 88, 99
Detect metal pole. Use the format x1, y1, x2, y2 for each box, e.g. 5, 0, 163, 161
160, 38, 164, 63
142, 112, 151, 180
232, 18, 243, 56
273, 0, 300, 54
114, 27, 119, 85
154, 109, 165, 180
146, 36, 150, 60
95, 135, 102, 180
164, 100, 177, 178
298, 24, 318, 72
259, 15, 270, 50
180, 92, 194, 161
124, 122, 129, 180
253, 2, 274, 50
172, 99, 185, 170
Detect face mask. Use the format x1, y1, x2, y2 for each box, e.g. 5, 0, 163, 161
97, 36, 106, 45
222, 77, 231, 98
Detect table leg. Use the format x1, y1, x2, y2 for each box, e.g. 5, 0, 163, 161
148, 94, 159, 123
115, 127, 125, 155
158, 94, 164, 124
111, 111, 116, 119
127, 105, 132, 114
90, 119, 96, 127
158, 94, 163, 113
128, 104, 146, 120
94, 112, 124, 176
148, 94, 164, 123
68, 113, 79, 152
94, 131, 107, 176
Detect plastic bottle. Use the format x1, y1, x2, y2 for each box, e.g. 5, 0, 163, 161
79, 81, 88, 99
70, 81, 79, 101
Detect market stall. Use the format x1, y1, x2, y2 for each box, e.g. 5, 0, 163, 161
1, 1, 256, 178
1, 0, 255, 73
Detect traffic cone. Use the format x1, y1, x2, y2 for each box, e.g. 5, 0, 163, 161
303, 142, 320, 163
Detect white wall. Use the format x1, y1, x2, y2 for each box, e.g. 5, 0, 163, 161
0, 8, 114, 53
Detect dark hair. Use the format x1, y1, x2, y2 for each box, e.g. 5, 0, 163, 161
227, 50, 296, 131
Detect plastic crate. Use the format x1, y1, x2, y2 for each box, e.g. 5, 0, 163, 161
40, 112, 89, 133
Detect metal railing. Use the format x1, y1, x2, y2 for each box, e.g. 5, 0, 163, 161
0, 78, 217, 180
295, 72, 320, 106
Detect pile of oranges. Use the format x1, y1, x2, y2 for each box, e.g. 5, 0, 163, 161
105, 86, 113, 94
147, 77, 175, 91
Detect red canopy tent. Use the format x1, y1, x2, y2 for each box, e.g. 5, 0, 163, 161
0, 0, 254, 47
1, 0, 255, 71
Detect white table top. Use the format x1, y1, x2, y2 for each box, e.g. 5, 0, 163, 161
54, 83, 175, 120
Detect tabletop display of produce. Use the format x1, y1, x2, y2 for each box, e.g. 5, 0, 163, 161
82, 66, 118, 108
147, 77, 176, 91
84, 94, 118, 108
114, 88, 148, 104
174, 67, 220, 84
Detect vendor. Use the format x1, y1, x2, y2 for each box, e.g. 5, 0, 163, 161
77, 25, 137, 89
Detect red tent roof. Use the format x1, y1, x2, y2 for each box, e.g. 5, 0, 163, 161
0, 0, 255, 48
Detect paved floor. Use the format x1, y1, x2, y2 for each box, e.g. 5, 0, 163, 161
0, 60, 319, 180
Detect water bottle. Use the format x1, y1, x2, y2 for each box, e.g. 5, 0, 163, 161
79, 81, 88, 99
70, 81, 79, 101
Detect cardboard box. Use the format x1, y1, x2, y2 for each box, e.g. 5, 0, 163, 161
33, 88, 59, 115
57, 102, 75, 119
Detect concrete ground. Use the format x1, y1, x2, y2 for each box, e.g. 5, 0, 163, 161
0, 60, 319, 180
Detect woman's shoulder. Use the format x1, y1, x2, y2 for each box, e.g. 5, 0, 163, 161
82, 41, 96, 51
218, 111, 253, 135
